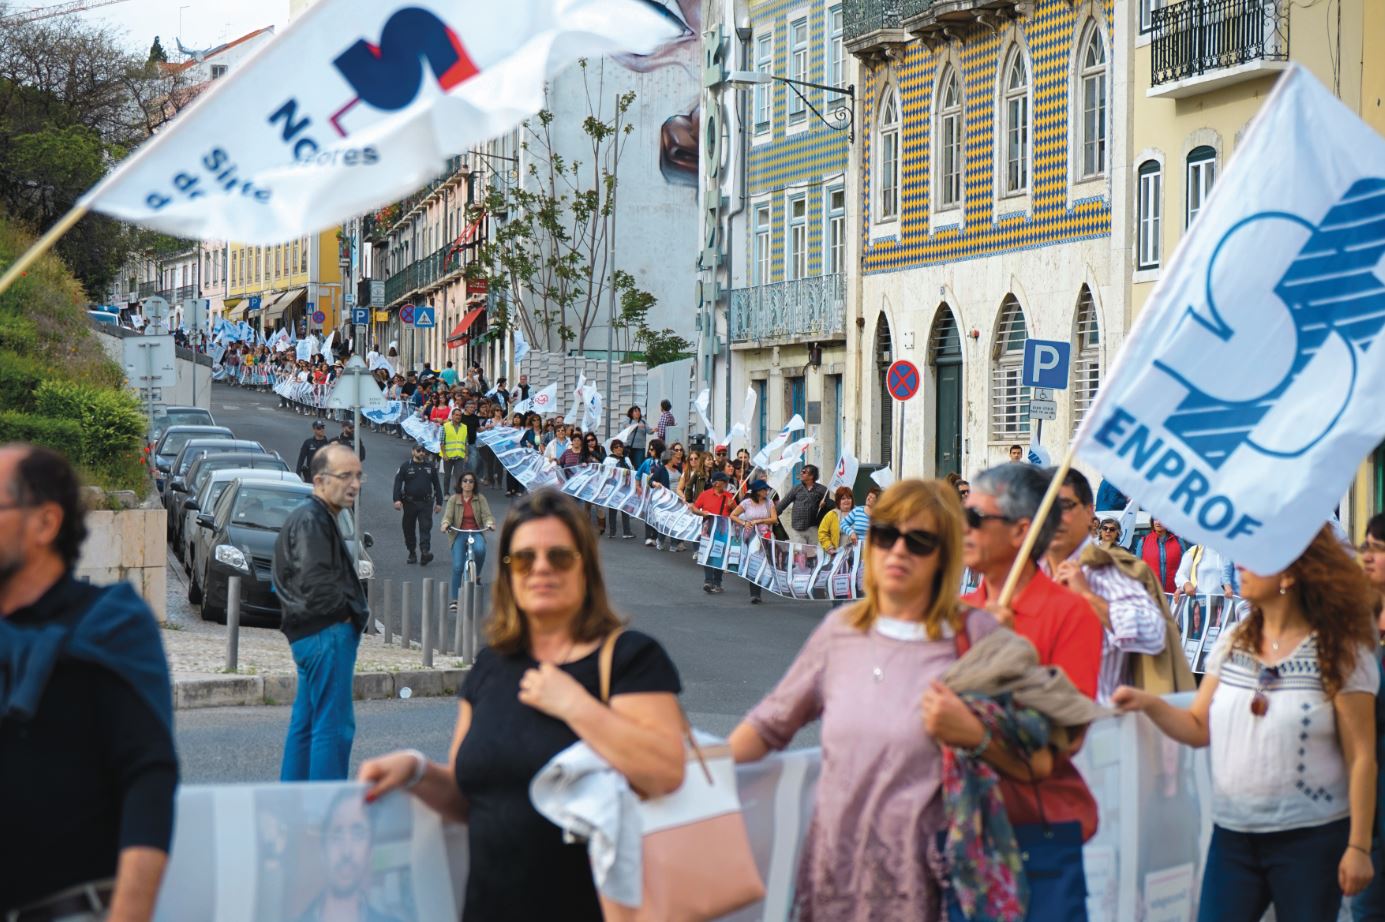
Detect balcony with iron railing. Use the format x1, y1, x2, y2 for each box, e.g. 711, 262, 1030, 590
844, 0, 911, 59
1150, 0, 1289, 98
728, 275, 846, 347
383, 241, 472, 307
900, 0, 1028, 46
137, 281, 158, 299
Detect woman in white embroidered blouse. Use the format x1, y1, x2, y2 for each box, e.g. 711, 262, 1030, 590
1114, 526, 1379, 921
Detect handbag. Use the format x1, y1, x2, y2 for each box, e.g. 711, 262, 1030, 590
596, 630, 766, 922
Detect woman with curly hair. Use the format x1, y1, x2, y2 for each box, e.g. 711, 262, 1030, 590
1115, 525, 1379, 921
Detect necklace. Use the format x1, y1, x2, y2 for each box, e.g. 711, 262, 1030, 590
870, 618, 928, 682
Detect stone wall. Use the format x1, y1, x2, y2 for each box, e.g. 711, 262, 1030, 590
76, 506, 167, 622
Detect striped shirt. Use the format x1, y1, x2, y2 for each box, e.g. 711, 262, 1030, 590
1040, 538, 1166, 705
840, 506, 870, 541
656, 409, 675, 441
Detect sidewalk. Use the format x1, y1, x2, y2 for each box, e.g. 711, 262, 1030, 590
163, 549, 467, 709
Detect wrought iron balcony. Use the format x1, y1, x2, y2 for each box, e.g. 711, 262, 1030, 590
901, 0, 1028, 47
383, 241, 470, 307
728, 275, 846, 346
137, 281, 158, 299
844, 0, 911, 60
1151, 0, 1288, 97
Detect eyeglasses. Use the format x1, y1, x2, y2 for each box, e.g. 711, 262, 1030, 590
964, 507, 1016, 530
1251, 665, 1280, 716
1099, 524, 1119, 533
957, 489, 970, 498
1359, 540, 1385, 555
868, 524, 942, 557
1056, 498, 1079, 513
322, 471, 366, 483
503, 546, 582, 574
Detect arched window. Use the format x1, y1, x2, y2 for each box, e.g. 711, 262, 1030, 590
937, 68, 963, 209
1078, 23, 1107, 178
1001, 49, 1029, 195
929, 306, 962, 365
1186, 145, 1217, 227
990, 296, 1030, 440
875, 314, 894, 464
1071, 287, 1101, 435
877, 87, 900, 221
1137, 159, 1162, 269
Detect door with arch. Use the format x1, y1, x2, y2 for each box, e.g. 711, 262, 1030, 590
929, 306, 963, 478
875, 313, 894, 466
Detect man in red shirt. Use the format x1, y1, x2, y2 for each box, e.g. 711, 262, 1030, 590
692, 473, 736, 593
960, 464, 1102, 699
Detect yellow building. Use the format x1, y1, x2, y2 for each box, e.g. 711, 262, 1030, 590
1126, 0, 1378, 536
224, 231, 344, 336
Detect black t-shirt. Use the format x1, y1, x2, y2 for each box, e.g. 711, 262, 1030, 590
455, 630, 681, 922
0, 579, 179, 911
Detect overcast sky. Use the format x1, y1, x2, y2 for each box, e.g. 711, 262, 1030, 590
14, 0, 289, 54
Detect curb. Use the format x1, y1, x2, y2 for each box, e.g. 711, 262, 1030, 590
172, 668, 468, 709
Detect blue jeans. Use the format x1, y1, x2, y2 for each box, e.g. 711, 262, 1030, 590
281, 621, 359, 782
451, 531, 487, 599
1353, 837, 1385, 921
1199, 818, 1349, 922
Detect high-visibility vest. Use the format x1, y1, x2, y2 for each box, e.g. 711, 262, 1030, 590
443, 421, 468, 459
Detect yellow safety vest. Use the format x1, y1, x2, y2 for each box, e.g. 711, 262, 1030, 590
443, 421, 468, 459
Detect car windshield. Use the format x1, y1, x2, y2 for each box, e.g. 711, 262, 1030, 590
162, 431, 226, 458
230, 488, 309, 530
196, 459, 285, 492
155, 410, 212, 434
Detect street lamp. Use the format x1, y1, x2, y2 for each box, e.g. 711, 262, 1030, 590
724, 71, 856, 142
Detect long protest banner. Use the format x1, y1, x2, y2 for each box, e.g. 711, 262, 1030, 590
1071, 67, 1385, 574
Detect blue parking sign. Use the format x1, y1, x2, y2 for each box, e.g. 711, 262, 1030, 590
1021, 339, 1072, 389
413, 306, 435, 329
351, 308, 370, 325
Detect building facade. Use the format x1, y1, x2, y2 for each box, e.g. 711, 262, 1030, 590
844, 0, 1127, 479
223, 232, 342, 337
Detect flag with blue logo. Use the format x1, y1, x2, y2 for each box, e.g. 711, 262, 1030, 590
513, 325, 530, 364
76, 0, 681, 243
1074, 66, 1385, 573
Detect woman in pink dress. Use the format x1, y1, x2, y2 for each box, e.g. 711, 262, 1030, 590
730, 480, 1006, 921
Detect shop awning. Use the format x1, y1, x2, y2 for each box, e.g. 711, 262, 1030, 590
262, 288, 306, 325
446, 307, 486, 348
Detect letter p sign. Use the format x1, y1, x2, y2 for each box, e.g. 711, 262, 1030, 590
1021, 339, 1072, 390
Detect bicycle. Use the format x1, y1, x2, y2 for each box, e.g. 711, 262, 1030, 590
444, 526, 488, 611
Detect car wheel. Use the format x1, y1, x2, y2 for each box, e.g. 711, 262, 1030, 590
187, 567, 203, 604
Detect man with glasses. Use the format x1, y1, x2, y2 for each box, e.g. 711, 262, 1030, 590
272, 443, 370, 781
1040, 469, 1171, 704
0, 445, 177, 921
960, 463, 1103, 699
393, 445, 444, 566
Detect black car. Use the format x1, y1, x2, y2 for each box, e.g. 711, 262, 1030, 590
192, 480, 373, 624
151, 425, 233, 493
171, 451, 290, 559
165, 439, 268, 540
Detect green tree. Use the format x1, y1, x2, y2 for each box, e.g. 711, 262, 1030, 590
147, 35, 167, 64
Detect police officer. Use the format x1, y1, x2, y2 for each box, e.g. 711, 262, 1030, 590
296, 420, 330, 482
334, 420, 365, 461
392, 445, 443, 565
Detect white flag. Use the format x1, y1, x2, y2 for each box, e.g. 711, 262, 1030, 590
563, 374, 587, 426
80, 0, 679, 242
517, 382, 558, 416
692, 388, 724, 447
513, 325, 530, 364
870, 467, 896, 490
752, 416, 806, 469
1074, 66, 1385, 574
582, 387, 603, 435
827, 443, 859, 493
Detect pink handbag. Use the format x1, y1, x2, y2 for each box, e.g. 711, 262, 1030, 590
597, 630, 766, 922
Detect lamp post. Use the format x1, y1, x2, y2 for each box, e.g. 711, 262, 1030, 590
724, 71, 856, 141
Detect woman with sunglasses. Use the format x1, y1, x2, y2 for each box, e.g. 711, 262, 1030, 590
730, 480, 779, 604
1114, 526, 1379, 921
729, 480, 1005, 920
359, 490, 685, 921
442, 472, 495, 607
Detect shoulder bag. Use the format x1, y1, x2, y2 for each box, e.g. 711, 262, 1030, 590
597, 630, 766, 922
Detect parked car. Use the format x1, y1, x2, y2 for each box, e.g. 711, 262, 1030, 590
149, 405, 215, 446
191, 480, 373, 623
165, 439, 269, 540
171, 452, 291, 559
151, 425, 233, 493
182, 468, 302, 577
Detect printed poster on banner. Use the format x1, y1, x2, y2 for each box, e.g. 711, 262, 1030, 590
1073, 67, 1385, 574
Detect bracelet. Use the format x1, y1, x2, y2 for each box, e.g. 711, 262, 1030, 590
1349, 843, 1372, 857
957, 725, 993, 760
403, 748, 428, 790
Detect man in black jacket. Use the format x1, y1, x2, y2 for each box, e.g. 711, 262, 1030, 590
295, 419, 329, 481
272, 443, 369, 782
392, 445, 443, 565
334, 420, 365, 461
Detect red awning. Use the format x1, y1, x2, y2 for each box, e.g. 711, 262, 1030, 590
446, 307, 486, 348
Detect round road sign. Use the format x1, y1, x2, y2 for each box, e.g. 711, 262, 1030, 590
886, 359, 921, 401
400, 305, 415, 325
312, 310, 326, 325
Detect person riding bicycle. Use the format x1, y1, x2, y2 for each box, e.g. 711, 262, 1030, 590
442, 471, 495, 611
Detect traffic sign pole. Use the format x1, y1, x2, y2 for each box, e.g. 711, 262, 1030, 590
885, 359, 921, 480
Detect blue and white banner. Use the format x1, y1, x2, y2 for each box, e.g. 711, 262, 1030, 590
79, 0, 680, 243
400, 415, 443, 455
1075, 67, 1385, 574
362, 400, 405, 425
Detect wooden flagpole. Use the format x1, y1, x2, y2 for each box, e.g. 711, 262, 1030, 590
0, 203, 91, 299
995, 443, 1078, 607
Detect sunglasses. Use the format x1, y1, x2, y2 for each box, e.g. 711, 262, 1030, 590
1251, 665, 1280, 716
957, 489, 970, 498
503, 546, 582, 575
1100, 525, 1118, 532
868, 524, 942, 557
1056, 498, 1079, 512
964, 507, 1016, 530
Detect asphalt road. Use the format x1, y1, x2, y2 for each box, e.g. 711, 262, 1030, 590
176, 383, 825, 783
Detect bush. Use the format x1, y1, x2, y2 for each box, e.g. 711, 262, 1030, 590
0, 349, 46, 412
0, 410, 83, 456
34, 379, 146, 467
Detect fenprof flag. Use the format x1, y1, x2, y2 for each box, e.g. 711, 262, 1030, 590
1075, 67, 1385, 574
79, 0, 680, 242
